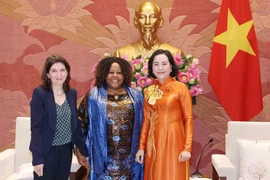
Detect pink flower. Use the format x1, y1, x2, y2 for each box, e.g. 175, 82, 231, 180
131, 58, 142, 65
141, 63, 148, 75
137, 77, 148, 88
135, 73, 142, 79
131, 59, 143, 70
177, 72, 191, 83
174, 53, 184, 66
189, 84, 203, 96
186, 64, 201, 80
131, 82, 137, 88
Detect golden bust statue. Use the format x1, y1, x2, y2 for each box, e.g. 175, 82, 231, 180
114, 1, 182, 59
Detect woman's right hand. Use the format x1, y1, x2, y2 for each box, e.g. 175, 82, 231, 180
34, 164, 44, 177
135, 150, 145, 164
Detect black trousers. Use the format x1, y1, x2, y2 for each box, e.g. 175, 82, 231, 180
34, 142, 72, 180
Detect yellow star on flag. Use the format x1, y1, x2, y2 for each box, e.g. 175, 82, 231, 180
213, 9, 255, 68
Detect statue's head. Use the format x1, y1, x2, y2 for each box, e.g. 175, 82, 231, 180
134, 2, 164, 50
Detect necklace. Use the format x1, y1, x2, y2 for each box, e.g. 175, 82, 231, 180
113, 93, 119, 100
108, 87, 125, 100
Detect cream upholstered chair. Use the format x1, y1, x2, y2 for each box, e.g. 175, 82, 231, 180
211, 121, 270, 180
0, 117, 81, 180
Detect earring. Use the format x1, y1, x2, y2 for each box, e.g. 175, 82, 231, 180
47, 78, 51, 83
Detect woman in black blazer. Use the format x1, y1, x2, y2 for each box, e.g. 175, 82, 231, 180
29, 54, 89, 180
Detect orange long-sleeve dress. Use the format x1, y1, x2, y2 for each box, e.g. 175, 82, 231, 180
139, 77, 193, 180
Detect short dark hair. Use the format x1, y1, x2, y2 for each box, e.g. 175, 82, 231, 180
94, 56, 132, 88
40, 54, 71, 91
148, 49, 178, 78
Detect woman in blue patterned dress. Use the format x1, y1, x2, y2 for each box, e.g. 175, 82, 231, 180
76, 57, 144, 180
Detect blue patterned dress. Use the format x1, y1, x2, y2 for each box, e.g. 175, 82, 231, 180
100, 93, 134, 179
86, 86, 144, 180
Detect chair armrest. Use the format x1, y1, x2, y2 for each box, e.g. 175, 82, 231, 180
212, 154, 236, 180
0, 149, 16, 180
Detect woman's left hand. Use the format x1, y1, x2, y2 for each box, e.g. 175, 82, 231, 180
34, 164, 44, 176
178, 151, 191, 162
75, 146, 90, 169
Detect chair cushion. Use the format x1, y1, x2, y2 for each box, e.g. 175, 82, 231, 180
237, 138, 270, 180
0, 149, 15, 180
15, 163, 33, 180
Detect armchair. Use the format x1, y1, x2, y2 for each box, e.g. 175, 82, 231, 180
0, 117, 81, 180
212, 121, 270, 180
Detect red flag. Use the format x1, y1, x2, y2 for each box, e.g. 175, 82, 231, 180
208, 0, 263, 121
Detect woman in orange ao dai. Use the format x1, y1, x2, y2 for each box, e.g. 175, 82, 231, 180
135, 49, 194, 180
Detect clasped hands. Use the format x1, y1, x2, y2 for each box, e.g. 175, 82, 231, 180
135, 150, 191, 164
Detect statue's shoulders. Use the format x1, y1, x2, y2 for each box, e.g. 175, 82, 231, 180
159, 43, 181, 50
116, 43, 137, 51
114, 42, 141, 58
114, 41, 183, 58
159, 43, 182, 55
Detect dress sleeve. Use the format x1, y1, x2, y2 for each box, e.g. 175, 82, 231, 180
138, 91, 151, 150
77, 91, 90, 136
180, 85, 194, 152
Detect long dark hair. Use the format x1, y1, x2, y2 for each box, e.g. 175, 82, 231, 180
148, 49, 178, 78
94, 56, 132, 88
40, 54, 71, 91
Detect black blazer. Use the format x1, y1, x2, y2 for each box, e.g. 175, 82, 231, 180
29, 87, 88, 166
